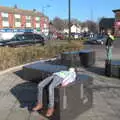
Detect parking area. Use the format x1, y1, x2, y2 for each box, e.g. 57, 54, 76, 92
0, 39, 120, 120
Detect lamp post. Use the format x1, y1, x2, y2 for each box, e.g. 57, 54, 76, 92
68, 0, 71, 41
42, 5, 51, 35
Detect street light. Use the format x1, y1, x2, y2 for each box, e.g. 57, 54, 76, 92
68, 0, 71, 41
42, 5, 51, 35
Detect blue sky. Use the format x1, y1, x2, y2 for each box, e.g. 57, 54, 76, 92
0, 0, 120, 21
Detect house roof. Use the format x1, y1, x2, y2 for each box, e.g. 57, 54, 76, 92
112, 9, 120, 13
64, 24, 81, 29
0, 6, 48, 19
99, 18, 115, 29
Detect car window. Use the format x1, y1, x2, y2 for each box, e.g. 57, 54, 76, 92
97, 35, 104, 39
24, 34, 34, 40
11, 34, 23, 41
34, 34, 43, 40
16, 35, 25, 40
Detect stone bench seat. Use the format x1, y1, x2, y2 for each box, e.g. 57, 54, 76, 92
23, 62, 93, 120
43, 74, 93, 120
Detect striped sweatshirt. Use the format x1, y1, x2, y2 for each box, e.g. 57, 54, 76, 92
53, 70, 76, 86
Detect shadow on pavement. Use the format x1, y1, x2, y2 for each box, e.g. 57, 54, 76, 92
10, 80, 50, 119
14, 69, 24, 80
10, 82, 38, 111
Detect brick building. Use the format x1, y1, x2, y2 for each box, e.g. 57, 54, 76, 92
99, 18, 115, 34
0, 6, 49, 33
113, 9, 120, 37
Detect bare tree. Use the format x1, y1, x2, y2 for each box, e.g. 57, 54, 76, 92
82, 20, 98, 33
52, 17, 65, 31
52, 17, 82, 31
71, 18, 81, 26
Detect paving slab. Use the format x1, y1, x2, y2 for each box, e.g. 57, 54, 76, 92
0, 43, 120, 120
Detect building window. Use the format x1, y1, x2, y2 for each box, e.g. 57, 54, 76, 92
36, 20, 40, 23
2, 21, 9, 27
26, 19, 31, 23
1, 12, 8, 17
36, 17, 40, 21
15, 22, 21, 28
2, 17, 8, 21
26, 16, 31, 20
36, 23, 40, 28
15, 18, 21, 22
14, 14, 21, 18
26, 23, 31, 27
45, 18, 48, 22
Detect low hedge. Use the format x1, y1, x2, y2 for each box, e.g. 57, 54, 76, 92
0, 40, 83, 70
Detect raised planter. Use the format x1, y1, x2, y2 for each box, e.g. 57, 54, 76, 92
61, 50, 96, 68
60, 51, 80, 67
111, 60, 120, 78
79, 50, 95, 67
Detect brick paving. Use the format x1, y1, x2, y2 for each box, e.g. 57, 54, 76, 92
0, 42, 120, 120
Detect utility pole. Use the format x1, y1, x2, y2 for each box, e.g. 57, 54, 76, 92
90, 9, 94, 33
68, 0, 71, 41
42, 5, 51, 35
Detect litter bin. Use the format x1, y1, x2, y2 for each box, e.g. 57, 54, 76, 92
79, 50, 95, 67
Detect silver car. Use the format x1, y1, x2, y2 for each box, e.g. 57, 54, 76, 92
87, 35, 107, 45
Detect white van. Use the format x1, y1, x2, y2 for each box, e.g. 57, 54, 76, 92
0, 32, 16, 40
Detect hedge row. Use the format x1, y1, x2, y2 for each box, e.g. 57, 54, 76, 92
0, 40, 83, 70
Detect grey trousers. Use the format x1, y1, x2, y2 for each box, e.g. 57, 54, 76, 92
106, 46, 112, 60
38, 75, 63, 108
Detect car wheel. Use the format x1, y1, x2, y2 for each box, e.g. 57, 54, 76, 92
41, 41, 45, 46
5, 45, 9, 47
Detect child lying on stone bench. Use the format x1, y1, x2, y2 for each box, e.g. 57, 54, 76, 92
32, 68, 76, 117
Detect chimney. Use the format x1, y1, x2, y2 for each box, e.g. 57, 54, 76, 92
33, 9, 36, 12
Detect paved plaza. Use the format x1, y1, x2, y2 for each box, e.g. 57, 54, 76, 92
0, 40, 120, 120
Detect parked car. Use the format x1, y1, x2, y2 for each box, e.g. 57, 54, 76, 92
56, 32, 64, 40
87, 35, 107, 45
0, 32, 45, 47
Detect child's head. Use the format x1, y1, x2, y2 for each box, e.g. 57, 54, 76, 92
68, 67, 75, 72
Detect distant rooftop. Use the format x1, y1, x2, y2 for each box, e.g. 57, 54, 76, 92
112, 9, 120, 13
0, 5, 48, 18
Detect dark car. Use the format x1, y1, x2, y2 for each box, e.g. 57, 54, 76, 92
87, 35, 107, 45
0, 33, 45, 47
0, 40, 6, 46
